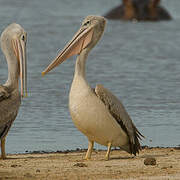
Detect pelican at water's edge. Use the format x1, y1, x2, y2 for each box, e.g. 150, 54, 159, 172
0, 24, 27, 159
42, 15, 144, 160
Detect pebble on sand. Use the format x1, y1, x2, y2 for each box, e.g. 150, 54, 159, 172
144, 157, 156, 166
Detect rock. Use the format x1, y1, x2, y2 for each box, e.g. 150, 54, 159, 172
11, 164, 18, 168
24, 173, 33, 178
144, 157, 156, 166
104, 0, 172, 21
161, 165, 173, 169
73, 163, 88, 167
36, 169, 40, 173
105, 165, 112, 168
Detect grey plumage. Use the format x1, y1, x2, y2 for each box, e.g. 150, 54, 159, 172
0, 23, 27, 159
95, 84, 144, 155
0, 85, 20, 139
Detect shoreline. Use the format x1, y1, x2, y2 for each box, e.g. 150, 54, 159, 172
1, 147, 180, 180
8, 145, 180, 155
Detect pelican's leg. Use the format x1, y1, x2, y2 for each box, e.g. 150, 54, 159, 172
1, 137, 6, 159
105, 142, 112, 161
85, 140, 94, 160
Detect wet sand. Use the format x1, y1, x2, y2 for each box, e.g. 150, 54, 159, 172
0, 147, 180, 180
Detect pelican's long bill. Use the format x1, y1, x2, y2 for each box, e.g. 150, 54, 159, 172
42, 25, 94, 75
12, 39, 27, 98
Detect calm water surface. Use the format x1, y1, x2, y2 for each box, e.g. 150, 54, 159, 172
0, 0, 180, 153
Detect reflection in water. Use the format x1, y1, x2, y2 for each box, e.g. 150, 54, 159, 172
0, 0, 180, 153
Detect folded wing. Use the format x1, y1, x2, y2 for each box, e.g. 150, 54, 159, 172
0, 86, 20, 139
95, 84, 144, 155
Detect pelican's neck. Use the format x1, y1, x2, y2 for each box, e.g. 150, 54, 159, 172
3, 52, 19, 90
70, 48, 92, 100
74, 49, 90, 79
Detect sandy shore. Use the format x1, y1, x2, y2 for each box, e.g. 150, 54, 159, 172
0, 147, 180, 180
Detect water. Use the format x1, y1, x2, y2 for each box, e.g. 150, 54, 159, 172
0, 0, 180, 154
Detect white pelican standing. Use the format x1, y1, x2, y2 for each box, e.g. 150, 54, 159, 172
0, 23, 27, 159
42, 16, 143, 160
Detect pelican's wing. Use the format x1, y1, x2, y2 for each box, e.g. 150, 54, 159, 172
0, 86, 20, 139
95, 84, 144, 155
0, 85, 10, 101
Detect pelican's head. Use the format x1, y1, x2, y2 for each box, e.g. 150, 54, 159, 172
42, 15, 106, 75
1, 23, 27, 97
80, 16, 106, 50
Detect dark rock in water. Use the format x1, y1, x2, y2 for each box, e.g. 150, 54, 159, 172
104, 0, 172, 21
144, 157, 156, 165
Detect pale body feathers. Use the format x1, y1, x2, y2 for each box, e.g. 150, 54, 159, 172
69, 75, 129, 148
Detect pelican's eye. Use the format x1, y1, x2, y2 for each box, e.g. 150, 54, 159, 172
21, 35, 25, 41
84, 20, 91, 26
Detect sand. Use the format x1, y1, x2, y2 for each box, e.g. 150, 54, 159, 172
0, 147, 180, 180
